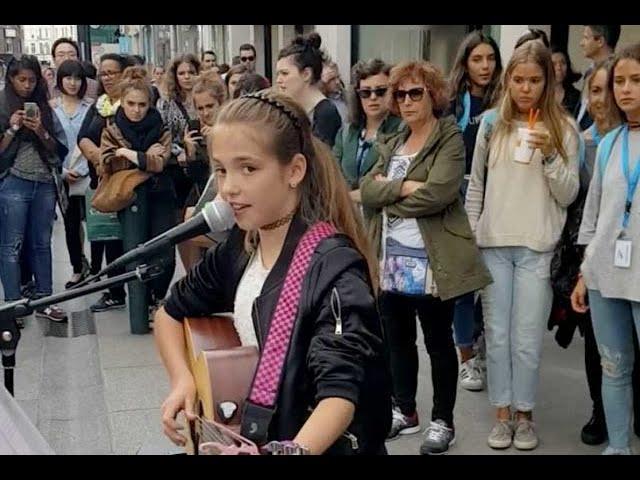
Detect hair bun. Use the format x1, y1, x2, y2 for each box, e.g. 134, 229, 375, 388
122, 65, 148, 82
306, 32, 322, 50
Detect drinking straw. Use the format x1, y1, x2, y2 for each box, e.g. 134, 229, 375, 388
529, 108, 540, 129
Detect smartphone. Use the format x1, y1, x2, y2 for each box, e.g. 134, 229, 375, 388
24, 102, 39, 119
188, 119, 201, 133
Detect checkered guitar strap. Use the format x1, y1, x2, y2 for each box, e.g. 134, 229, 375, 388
248, 222, 336, 408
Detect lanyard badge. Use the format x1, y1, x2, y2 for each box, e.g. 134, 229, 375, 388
615, 126, 640, 269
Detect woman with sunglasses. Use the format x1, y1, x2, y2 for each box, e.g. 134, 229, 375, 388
276, 33, 342, 147
360, 60, 491, 455
466, 41, 579, 451
333, 59, 402, 205
78, 53, 128, 312
447, 31, 503, 393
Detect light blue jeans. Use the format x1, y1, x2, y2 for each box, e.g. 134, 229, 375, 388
481, 247, 554, 411
588, 289, 640, 450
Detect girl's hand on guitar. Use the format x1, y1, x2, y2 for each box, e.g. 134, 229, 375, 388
161, 374, 197, 446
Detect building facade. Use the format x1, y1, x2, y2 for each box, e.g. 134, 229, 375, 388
21, 25, 76, 64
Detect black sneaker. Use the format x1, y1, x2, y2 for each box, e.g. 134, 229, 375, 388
35, 304, 68, 323
20, 281, 36, 299
90, 293, 126, 313
581, 413, 607, 446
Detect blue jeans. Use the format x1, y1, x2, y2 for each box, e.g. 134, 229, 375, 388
588, 289, 640, 449
481, 247, 554, 411
453, 292, 480, 348
0, 174, 56, 300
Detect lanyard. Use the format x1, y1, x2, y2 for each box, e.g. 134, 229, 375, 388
456, 90, 471, 133
589, 124, 601, 146
621, 126, 640, 229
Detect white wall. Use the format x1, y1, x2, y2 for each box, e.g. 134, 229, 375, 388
314, 25, 351, 84
227, 25, 252, 62
498, 25, 530, 63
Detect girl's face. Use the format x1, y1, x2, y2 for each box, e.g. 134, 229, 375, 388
358, 73, 390, 121
100, 59, 123, 97
394, 77, 433, 128
551, 52, 568, 84
61, 75, 82, 97
227, 73, 243, 99
210, 122, 305, 232
122, 89, 150, 122
613, 58, 640, 119
194, 91, 220, 126
44, 68, 55, 83
276, 55, 308, 100
10, 68, 37, 98
508, 61, 546, 113
466, 43, 497, 91
176, 62, 197, 92
588, 68, 610, 123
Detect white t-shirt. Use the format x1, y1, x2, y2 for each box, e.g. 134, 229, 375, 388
384, 151, 424, 249
233, 248, 271, 347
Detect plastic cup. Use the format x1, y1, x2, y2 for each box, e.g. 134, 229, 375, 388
515, 127, 536, 164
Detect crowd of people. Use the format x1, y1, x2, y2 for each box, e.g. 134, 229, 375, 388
1, 25, 639, 456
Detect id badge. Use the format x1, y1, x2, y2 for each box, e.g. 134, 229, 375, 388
614, 239, 632, 268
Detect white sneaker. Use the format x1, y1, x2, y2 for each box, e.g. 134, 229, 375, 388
602, 446, 633, 455
459, 357, 484, 391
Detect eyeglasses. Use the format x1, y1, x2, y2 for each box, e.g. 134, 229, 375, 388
357, 87, 388, 99
393, 87, 425, 103
240, 56, 255, 63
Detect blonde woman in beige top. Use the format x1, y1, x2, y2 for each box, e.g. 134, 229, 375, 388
465, 41, 579, 451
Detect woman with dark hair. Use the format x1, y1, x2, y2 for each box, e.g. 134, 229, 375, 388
51, 59, 92, 289
276, 32, 342, 147
447, 30, 502, 393
234, 72, 270, 98
514, 28, 550, 50
224, 64, 248, 100
551, 46, 582, 115
77, 53, 128, 312
333, 58, 402, 202
360, 60, 491, 454
0, 55, 68, 323
157, 54, 201, 213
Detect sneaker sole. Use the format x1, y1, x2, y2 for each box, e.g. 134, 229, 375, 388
420, 436, 456, 455
488, 439, 512, 450
91, 304, 126, 313
385, 425, 421, 442
35, 313, 68, 323
461, 383, 485, 392
513, 439, 538, 450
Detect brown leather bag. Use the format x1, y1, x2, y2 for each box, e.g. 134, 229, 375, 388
91, 168, 152, 213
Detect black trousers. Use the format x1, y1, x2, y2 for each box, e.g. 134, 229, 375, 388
90, 240, 126, 300
379, 292, 458, 427
62, 190, 87, 274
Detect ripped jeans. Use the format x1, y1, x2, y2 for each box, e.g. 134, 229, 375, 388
0, 174, 56, 301
588, 289, 640, 449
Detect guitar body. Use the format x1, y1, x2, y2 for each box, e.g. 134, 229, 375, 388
183, 316, 259, 454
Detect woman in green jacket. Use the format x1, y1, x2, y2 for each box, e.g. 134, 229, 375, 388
360, 60, 491, 455
333, 59, 402, 204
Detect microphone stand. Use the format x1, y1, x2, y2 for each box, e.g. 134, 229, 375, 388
0, 262, 166, 396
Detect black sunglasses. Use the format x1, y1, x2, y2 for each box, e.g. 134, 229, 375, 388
241, 56, 255, 62
357, 87, 388, 99
393, 87, 425, 102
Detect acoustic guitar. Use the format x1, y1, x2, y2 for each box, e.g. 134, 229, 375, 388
183, 316, 259, 455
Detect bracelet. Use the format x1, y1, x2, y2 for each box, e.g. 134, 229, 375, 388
261, 440, 310, 455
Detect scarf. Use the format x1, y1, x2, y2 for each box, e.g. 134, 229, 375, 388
114, 106, 165, 152
96, 94, 121, 118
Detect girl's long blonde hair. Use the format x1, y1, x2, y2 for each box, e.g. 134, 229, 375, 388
214, 90, 378, 289
492, 41, 576, 162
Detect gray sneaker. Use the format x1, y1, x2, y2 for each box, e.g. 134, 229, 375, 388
487, 420, 513, 449
419, 419, 455, 455
513, 418, 539, 450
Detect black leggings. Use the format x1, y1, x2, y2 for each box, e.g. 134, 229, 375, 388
379, 292, 458, 427
90, 240, 126, 300
63, 191, 87, 274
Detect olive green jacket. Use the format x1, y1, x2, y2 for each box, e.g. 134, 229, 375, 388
360, 115, 492, 301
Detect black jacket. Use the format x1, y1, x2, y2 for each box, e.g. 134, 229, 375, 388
164, 213, 392, 454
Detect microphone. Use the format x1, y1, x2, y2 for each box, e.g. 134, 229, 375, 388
82, 200, 235, 282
